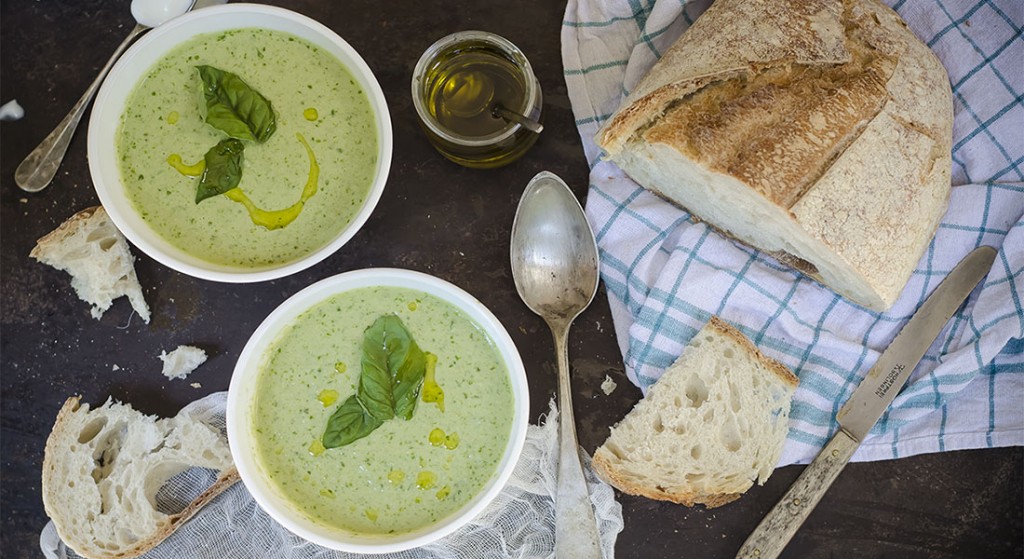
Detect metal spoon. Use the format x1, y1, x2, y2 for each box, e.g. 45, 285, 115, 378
492, 103, 543, 134
14, 0, 198, 193
511, 171, 602, 559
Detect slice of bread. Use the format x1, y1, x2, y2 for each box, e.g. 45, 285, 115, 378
41, 396, 236, 559
592, 317, 798, 508
30, 206, 151, 323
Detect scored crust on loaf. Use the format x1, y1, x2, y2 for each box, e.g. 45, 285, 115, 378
30, 206, 151, 323
41, 396, 236, 559
596, 0, 952, 311
592, 317, 798, 508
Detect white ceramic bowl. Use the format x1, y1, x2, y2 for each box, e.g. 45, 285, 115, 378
226, 268, 529, 553
88, 4, 392, 282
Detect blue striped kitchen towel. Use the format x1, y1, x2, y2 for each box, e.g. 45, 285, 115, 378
561, 0, 1023, 465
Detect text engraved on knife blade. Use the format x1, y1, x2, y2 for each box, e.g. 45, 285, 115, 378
874, 363, 906, 398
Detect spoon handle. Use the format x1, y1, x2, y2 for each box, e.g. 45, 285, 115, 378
552, 324, 603, 559
15, 23, 147, 193
493, 104, 543, 134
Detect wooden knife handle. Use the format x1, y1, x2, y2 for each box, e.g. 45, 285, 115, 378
736, 430, 860, 559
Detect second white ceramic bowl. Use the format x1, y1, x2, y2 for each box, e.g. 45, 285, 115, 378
226, 268, 529, 552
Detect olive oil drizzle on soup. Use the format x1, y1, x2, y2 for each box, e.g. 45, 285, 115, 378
252, 286, 515, 535
117, 28, 377, 268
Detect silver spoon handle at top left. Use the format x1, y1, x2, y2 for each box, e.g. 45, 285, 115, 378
552, 324, 603, 559
15, 23, 147, 193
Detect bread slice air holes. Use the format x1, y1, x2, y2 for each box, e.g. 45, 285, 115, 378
720, 418, 742, 452
684, 375, 709, 407
729, 383, 742, 412
592, 317, 798, 507
78, 417, 108, 444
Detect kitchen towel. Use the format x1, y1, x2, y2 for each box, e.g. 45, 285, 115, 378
561, 0, 1023, 464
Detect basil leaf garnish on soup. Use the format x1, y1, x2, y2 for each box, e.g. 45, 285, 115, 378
359, 315, 427, 421
196, 65, 277, 143
322, 394, 384, 448
322, 315, 428, 449
195, 138, 244, 203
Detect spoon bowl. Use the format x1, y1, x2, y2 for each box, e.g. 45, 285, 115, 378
131, 0, 196, 27
511, 173, 598, 323
510, 171, 602, 559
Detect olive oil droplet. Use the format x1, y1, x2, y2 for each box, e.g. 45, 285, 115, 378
317, 389, 339, 407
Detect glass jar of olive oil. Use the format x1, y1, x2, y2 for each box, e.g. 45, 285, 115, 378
412, 31, 542, 169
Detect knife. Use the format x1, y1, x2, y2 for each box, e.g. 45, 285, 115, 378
736, 245, 997, 559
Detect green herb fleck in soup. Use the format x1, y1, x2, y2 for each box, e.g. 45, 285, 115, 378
117, 28, 377, 268
252, 286, 515, 535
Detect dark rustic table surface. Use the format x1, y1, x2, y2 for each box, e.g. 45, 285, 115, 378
2, 1, 1021, 558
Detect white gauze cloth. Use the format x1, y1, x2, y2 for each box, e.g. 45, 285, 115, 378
41, 392, 623, 559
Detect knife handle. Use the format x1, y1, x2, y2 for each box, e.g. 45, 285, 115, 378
735, 430, 860, 559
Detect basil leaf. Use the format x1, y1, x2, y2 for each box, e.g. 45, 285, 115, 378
195, 139, 244, 203
322, 394, 383, 449
358, 315, 426, 421
392, 335, 426, 420
321, 315, 428, 450
196, 65, 277, 143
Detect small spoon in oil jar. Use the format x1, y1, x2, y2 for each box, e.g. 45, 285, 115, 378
492, 103, 543, 134
441, 71, 543, 133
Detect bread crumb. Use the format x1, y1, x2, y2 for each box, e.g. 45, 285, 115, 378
600, 375, 617, 395
159, 345, 207, 380
190, 382, 202, 389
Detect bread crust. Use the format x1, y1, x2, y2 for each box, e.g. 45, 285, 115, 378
598, 0, 850, 154
706, 317, 799, 390
30, 207, 102, 256
591, 450, 744, 508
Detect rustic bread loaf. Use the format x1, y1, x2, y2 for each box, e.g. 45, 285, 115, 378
592, 317, 798, 508
597, 0, 953, 311
30, 206, 151, 323
41, 396, 236, 559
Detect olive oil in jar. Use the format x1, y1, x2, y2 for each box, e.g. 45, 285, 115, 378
426, 48, 526, 138
412, 31, 543, 169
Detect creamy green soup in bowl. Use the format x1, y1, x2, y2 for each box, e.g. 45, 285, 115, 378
88, 5, 391, 282
227, 269, 529, 552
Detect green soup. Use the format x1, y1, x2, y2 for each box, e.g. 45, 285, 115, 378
252, 286, 515, 535
117, 28, 377, 268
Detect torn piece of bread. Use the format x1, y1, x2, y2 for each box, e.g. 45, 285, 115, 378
30, 206, 151, 323
597, 0, 952, 310
592, 317, 798, 508
41, 396, 236, 559
159, 346, 208, 380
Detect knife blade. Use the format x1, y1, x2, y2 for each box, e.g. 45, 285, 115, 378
736, 245, 997, 559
